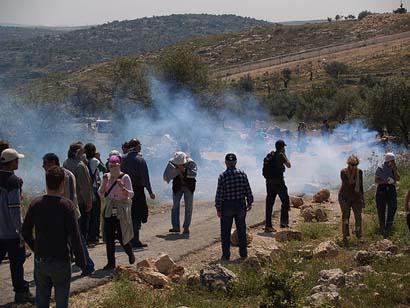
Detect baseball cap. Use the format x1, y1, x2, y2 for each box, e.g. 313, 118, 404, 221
171, 151, 188, 165
108, 155, 121, 165
1, 148, 25, 163
384, 153, 395, 163
225, 153, 237, 162
108, 150, 120, 157
275, 139, 287, 150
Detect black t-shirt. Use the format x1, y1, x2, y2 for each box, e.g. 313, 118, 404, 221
267, 151, 288, 185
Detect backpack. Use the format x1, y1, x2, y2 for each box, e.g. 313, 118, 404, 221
262, 151, 281, 179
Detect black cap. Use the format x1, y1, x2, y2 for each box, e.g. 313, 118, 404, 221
275, 139, 287, 150
225, 153, 237, 162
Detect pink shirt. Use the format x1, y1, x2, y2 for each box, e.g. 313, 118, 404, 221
99, 173, 134, 201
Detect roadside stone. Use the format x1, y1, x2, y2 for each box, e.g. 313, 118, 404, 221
314, 207, 328, 222
313, 241, 339, 258
138, 268, 169, 288
155, 254, 176, 275
301, 207, 315, 222
200, 264, 237, 292
115, 265, 139, 281
318, 268, 345, 287
168, 265, 185, 282
275, 230, 302, 242
186, 273, 201, 286
243, 256, 262, 271
136, 259, 156, 270
311, 283, 338, 294
290, 196, 304, 208
308, 291, 340, 307
354, 250, 373, 265
231, 228, 253, 247
312, 189, 331, 203
369, 239, 399, 254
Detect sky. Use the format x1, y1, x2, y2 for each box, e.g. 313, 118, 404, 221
0, 0, 399, 27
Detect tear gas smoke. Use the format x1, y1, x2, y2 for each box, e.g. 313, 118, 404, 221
0, 78, 398, 201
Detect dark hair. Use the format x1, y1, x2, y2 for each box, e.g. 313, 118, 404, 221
46, 166, 65, 190
122, 142, 129, 149
68, 142, 83, 159
0, 140, 9, 154
128, 138, 141, 148
275, 139, 286, 150
84, 143, 96, 160
43, 153, 60, 166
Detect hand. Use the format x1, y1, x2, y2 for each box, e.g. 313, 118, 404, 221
247, 205, 252, 211
150, 193, 156, 200
217, 210, 222, 218
178, 165, 186, 173
102, 173, 109, 182
86, 200, 92, 212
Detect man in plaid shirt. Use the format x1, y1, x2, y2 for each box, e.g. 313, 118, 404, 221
215, 153, 253, 261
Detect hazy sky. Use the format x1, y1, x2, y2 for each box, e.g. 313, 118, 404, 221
0, 0, 399, 27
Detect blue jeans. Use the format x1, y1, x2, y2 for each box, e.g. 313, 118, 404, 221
376, 184, 397, 231
220, 200, 247, 259
0, 238, 29, 293
34, 257, 71, 308
172, 187, 194, 230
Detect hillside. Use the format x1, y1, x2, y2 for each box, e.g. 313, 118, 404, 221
0, 14, 271, 83
0, 26, 69, 43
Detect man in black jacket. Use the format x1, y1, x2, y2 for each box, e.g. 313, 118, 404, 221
121, 139, 155, 248
163, 151, 197, 234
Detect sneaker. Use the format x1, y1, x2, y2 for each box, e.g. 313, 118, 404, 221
103, 263, 115, 270
15, 291, 35, 304
81, 266, 95, 276
169, 228, 181, 233
220, 255, 230, 262
264, 227, 276, 233
183, 228, 190, 234
133, 241, 148, 248
129, 253, 136, 265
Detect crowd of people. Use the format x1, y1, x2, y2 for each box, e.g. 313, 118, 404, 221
0, 137, 409, 307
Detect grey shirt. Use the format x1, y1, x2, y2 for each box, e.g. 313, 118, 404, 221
375, 163, 395, 184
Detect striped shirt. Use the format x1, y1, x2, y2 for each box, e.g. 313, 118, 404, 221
215, 167, 253, 210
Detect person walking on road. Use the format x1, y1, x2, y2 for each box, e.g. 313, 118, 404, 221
121, 139, 155, 248
164, 151, 197, 234
42, 153, 94, 276
263, 139, 291, 232
215, 153, 253, 261
375, 152, 400, 235
0, 148, 34, 304
23, 166, 86, 308
338, 155, 364, 242
99, 155, 135, 270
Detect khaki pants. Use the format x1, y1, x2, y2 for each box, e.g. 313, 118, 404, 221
339, 196, 363, 238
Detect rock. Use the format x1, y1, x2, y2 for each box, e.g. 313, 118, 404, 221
115, 265, 139, 281
311, 283, 338, 294
344, 270, 364, 287
313, 241, 339, 258
369, 239, 399, 254
356, 265, 375, 274
301, 207, 315, 222
200, 264, 237, 292
318, 268, 345, 287
290, 196, 304, 208
275, 230, 302, 242
314, 207, 328, 222
138, 268, 169, 288
243, 256, 262, 271
252, 248, 272, 264
354, 250, 373, 266
231, 227, 253, 247
313, 189, 331, 203
297, 248, 313, 259
169, 265, 185, 282
308, 291, 340, 307
136, 259, 156, 270
186, 273, 200, 286
373, 251, 393, 259
155, 254, 176, 275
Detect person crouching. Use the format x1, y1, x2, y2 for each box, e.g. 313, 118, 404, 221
99, 156, 135, 270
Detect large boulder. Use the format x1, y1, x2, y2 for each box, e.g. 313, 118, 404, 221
290, 196, 304, 208
313, 189, 331, 203
318, 268, 345, 287
369, 239, 399, 254
313, 241, 339, 258
275, 230, 302, 242
155, 254, 176, 275
200, 264, 237, 292
231, 228, 253, 247
138, 268, 169, 288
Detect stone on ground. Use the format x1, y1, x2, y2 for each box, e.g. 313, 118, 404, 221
138, 268, 169, 288
290, 196, 304, 208
200, 264, 237, 292
313, 241, 339, 258
275, 230, 302, 242
318, 268, 345, 287
155, 253, 176, 275
313, 189, 331, 203
369, 239, 398, 254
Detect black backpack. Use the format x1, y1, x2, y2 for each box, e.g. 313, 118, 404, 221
262, 151, 281, 179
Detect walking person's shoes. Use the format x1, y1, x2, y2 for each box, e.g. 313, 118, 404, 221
183, 228, 190, 234
220, 255, 230, 262
264, 227, 276, 233
133, 241, 148, 248
280, 224, 291, 229
169, 228, 181, 233
15, 291, 35, 304
103, 263, 116, 270
81, 266, 95, 276
129, 253, 136, 265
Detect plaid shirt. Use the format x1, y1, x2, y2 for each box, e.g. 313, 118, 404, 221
215, 167, 254, 210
